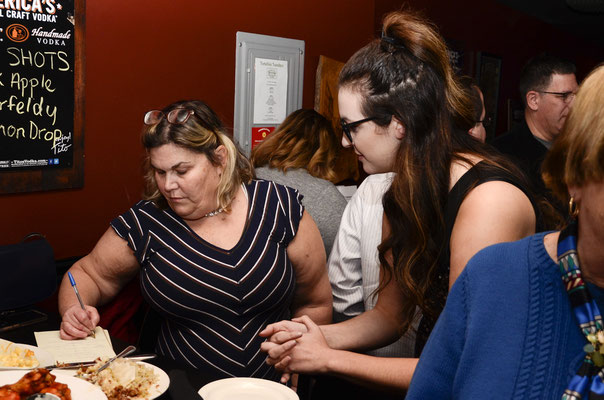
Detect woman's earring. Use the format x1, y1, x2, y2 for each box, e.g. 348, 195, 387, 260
568, 196, 579, 218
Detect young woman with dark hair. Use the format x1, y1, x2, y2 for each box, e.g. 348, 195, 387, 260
260, 9, 539, 394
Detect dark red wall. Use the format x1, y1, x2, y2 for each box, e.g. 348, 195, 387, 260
0, 0, 375, 259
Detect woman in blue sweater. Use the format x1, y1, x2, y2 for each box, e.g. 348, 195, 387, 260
407, 64, 604, 399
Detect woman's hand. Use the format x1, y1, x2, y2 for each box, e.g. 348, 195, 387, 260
261, 316, 333, 376
260, 319, 308, 339
260, 319, 306, 367
59, 304, 100, 340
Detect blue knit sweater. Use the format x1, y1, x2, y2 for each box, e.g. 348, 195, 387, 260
406, 232, 594, 399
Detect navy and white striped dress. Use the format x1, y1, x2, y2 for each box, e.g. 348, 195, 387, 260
110, 180, 303, 380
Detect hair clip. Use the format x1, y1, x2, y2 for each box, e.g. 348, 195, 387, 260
381, 31, 406, 53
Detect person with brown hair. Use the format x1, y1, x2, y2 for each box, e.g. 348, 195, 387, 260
459, 75, 488, 143
407, 63, 604, 399
252, 109, 347, 256
57, 100, 332, 381
260, 9, 539, 394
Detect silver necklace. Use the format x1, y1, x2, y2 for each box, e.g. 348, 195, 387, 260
204, 207, 225, 218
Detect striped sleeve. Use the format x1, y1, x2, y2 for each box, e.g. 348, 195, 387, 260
110, 200, 148, 256
272, 183, 304, 246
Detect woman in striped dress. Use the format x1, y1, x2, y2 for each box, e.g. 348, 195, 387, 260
57, 100, 332, 380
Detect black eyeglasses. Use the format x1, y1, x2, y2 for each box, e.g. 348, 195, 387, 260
340, 117, 376, 143
537, 90, 576, 104
144, 108, 195, 125
476, 116, 492, 128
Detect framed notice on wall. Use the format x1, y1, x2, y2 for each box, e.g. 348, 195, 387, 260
253, 58, 288, 125
234, 32, 304, 156
0, 0, 85, 194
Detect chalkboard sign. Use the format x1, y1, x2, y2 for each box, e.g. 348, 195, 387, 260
0, 0, 84, 193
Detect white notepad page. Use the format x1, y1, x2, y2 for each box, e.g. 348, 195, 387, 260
34, 326, 116, 363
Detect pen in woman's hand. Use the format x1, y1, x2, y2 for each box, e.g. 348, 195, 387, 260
67, 271, 96, 338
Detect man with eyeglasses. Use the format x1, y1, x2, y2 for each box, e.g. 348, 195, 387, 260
493, 53, 578, 224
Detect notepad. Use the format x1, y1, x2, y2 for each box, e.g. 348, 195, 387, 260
34, 326, 116, 364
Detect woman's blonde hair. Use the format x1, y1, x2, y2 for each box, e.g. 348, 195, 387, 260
141, 100, 253, 211
543, 64, 604, 203
250, 109, 341, 182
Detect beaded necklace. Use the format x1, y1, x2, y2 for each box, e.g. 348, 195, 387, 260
558, 221, 604, 399
203, 207, 224, 218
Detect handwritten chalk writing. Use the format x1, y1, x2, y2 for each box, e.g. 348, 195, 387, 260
0, 95, 57, 125
0, 0, 56, 15
10, 72, 55, 97
0, 73, 3, 86
0, 123, 26, 139
53, 142, 70, 154
31, 27, 71, 39
52, 131, 70, 154
6, 47, 70, 71
0, 122, 64, 149
29, 120, 62, 145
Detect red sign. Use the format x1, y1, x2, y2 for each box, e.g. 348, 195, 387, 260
251, 126, 276, 149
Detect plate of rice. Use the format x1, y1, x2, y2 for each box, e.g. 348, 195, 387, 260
74, 358, 169, 400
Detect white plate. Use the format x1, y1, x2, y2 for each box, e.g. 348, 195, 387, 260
138, 361, 170, 400
198, 377, 299, 400
54, 360, 169, 400
0, 369, 107, 399
0, 339, 55, 370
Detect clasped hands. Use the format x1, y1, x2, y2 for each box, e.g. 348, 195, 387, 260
259, 315, 333, 384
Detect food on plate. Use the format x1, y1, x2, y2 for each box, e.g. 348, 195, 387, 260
77, 358, 158, 400
0, 342, 39, 368
0, 368, 71, 400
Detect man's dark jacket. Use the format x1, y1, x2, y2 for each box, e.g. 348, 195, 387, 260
492, 119, 547, 194
492, 119, 565, 226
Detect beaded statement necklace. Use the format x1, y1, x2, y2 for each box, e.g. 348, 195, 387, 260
558, 221, 604, 399
204, 207, 225, 218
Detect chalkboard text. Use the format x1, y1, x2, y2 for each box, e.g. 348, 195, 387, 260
6, 47, 70, 71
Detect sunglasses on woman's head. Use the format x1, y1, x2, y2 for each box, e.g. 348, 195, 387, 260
144, 108, 195, 125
